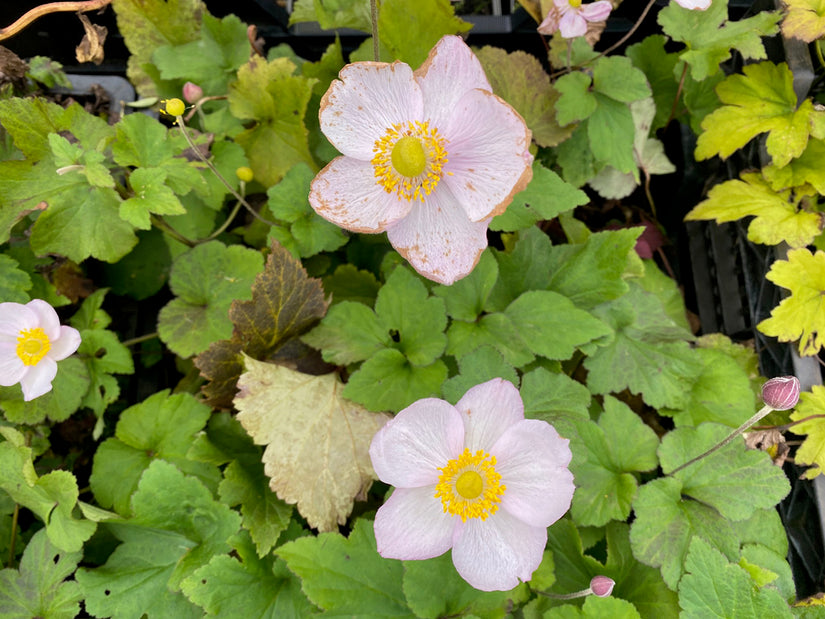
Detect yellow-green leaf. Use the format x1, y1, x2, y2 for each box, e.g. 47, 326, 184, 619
788, 385, 825, 478
782, 0, 825, 42
685, 172, 822, 248
757, 248, 825, 356
234, 357, 389, 531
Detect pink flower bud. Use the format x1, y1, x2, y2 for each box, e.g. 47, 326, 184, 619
183, 81, 203, 103
761, 376, 800, 411
589, 575, 615, 597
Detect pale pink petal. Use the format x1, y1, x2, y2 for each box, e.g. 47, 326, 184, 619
320, 62, 424, 160
26, 299, 61, 340
374, 486, 455, 560
579, 0, 613, 21
49, 326, 81, 361
0, 341, 27, 387
415, 35, 492, 131
537, 9, 561, 35
370, 398, 464, 488
554, 0, 572, 8
673, 0, 711, 8
492, 420, 575, 527
309, 156, 413, 233
0, 302, 38, 339
19, 357, 57, 401
451, 510, 547, 591
441, 89, 533, 222
455, 378, 524, 453
558, 11, 587, 38
386, 186, 490, 285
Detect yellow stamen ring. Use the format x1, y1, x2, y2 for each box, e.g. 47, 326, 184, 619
371, 120, 448, 202
16, 327, 51, 366
434, 448, 506, 522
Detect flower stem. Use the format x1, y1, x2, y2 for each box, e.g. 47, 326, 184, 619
538, 588, 592, 600
669, 405, 774, 475
151, 215, 196, 248
121, 332, 158, 347
759, 413, 825, 433
7, 503, 18, 567
371, 0, 381, 61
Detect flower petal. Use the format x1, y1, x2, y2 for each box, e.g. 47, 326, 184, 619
374, 486, 455, 560
309, 156, 413, 233
673, 0, 711, 8
49, 326, 81, 361
455, 378, 524, 453
26, 299, 61, 340
0, 341, 27, 387
558, 11, 587, 38
537, 8, 561, 35
386, 186, 489, 285
0, 302, 38, 339
579, 0, 613, 22
415, 35, 491, 131
493, 419, 575, 527
451, 510, 547, 591
370, 397, 464, 487
320, 61, 424, 160
19, 357, 57, 401
441, 88, 533, 222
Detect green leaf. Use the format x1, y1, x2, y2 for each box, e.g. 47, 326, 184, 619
584, 285, 702, 409
302, 300, 389, 365
626, 35, 681, 131
278, 517, 415, 617
486, 227, 554, 311
695, 62, 821, 167
789, 385, 825, 478
569, 396, 659, 527
158, 241, 263, 357
678, 537, 792, 618
153, 13, 251, 95
377, 0, 472, 67
554, 71, 597, 126
475, 46, 574, 147
0, 428, 96, 553
433, 250, 498, 321
48, 133, 114, 188
228, 57, 317, 186
685, 172, 820, 249
592, 56, 652, 104
111, 0, 205, 97
505, 290, 612, 360
289, 0, 372, 30
757, 248, 825, 356
76, 460, 240, 616
322, 264, 380, 306
101, 228, 172, 300
0, 529, 82, 619
120, 167, 186, 229
658, 0, 781, 80
588, 94, 637, 174
521, 368, 592, 427
763, 138, 825, 194
490, 163, 589, 232
543, 596, 643, 618
90, 391, 218, 516
446, 313, 535, 368
403, 551, 528, 618
0, 254, 31, 303
76, 327, 135, 418
265, 163, 348, 258
344, 348, 448, 411
441, 346, 518, 405
181, 551, 313, 618
0, 356, 89, 425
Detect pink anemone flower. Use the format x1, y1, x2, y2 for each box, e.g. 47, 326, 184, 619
309, 35, 533, 285
538, 0, 613, 39
673, 0, 711, 9
369, 378, 575, 591
0, 299, 81, 401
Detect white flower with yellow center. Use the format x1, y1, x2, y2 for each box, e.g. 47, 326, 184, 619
0, 299, 81, 401
309, 35, 534, 285
369, 378, 574, 591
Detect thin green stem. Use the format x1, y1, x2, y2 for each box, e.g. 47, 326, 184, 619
817, 41, 825, 71
665, 63, 689, 128
537, 588, 591, 600
669, 405, 774, 475
7, 503, 18, 567
371, 0, 380, 61
759, 413, 825, 433
121, 332, 158, 347
151, 214, 196, 247
203, 199, 244, 241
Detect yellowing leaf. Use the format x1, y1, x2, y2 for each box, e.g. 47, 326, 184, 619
758, 248, 825, 356
788, 385, 825, 478
695, 62, 822, 167
685, 172, 822, 248
782, 0, 825, 42
234, 357, 389, 531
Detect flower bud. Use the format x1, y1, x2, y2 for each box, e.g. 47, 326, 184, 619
761, 376, 800, 411
183, 81, 203, 103
236, 166, 254, 183
589, 575, 615, 598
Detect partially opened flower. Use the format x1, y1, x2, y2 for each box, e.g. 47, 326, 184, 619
309, 35, 533, 285
0, 299, 81, 401
369, 378, 574, 591
538, 0, 613, 38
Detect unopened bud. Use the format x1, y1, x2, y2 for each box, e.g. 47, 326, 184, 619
761, 376, 800, 411
589, 575, 615, 598
183, 81, 203, 103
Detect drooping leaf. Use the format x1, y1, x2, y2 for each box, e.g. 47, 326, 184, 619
757, 248, 825, 356
235, 357, 389, 531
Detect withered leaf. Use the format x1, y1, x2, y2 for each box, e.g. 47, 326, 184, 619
75, 15, 108, 66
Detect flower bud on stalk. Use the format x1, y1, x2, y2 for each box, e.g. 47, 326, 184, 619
761, 376, 800, 411
589, 575, 615, 597
183, 81, 203, 103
